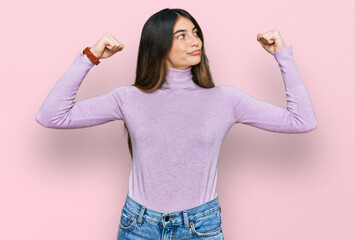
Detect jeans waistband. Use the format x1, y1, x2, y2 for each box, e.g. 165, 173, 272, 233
122, 193, 222, 228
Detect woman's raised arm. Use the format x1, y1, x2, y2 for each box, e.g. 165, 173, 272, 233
225, 44, 317, 133
36, 33, 127, 129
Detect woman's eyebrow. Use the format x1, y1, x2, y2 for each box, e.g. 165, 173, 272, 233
174, 26, 197, 35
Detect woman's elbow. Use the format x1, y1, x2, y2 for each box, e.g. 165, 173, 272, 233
308, 120, 318, 132
298, 120, 318, 133
35, 112, 55, 128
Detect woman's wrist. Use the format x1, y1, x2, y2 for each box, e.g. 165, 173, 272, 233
82, 47, 100, 65
89, 47, 100, 58
83, 53, 91, 61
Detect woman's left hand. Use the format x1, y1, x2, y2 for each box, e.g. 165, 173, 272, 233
256, 28, 286, 54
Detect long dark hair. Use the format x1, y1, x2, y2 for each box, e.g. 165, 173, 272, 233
124, 8, 215, 160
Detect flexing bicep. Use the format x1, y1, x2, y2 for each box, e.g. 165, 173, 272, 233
233, 87, 314, 133
228, 45, 317, 133
35, 52, 127, 129
36, 87, 126, 129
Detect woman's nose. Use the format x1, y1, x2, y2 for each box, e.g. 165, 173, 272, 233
190, 35, 199, 46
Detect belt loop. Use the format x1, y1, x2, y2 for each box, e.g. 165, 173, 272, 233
183, 210, 190, 230
137, 206, 146, 226
217, 194, 221, 212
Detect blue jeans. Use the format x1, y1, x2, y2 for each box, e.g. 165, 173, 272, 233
117, 193, 224, 239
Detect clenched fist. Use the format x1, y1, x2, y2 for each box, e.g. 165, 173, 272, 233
86, 32, 125, 60
256, 28, 286, 54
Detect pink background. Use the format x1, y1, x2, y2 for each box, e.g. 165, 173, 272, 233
1, 0, 354, 239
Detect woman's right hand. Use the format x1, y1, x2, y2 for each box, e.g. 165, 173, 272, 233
89, 32, 125, 59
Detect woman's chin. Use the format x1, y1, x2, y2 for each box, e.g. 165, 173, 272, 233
191, 59, 201, 66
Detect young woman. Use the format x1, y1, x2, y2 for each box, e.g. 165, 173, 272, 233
36, 8, 317, 240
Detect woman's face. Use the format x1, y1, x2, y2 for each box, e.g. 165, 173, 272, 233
166, 17, 203, 70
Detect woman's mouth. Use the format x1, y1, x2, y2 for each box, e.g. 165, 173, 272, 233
188, 49, 201, 55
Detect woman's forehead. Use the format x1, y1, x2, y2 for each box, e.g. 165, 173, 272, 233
174, 17, 195, 31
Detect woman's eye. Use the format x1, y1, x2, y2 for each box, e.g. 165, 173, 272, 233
177, 32, 198, 39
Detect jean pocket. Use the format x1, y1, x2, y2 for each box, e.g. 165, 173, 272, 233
119, 206, 138, 232
190, 208, 223, 238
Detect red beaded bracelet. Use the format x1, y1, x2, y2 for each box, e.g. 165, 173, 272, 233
83, 47, 100, 65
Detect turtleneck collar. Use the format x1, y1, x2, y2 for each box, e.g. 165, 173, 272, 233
161, 67, 199, 90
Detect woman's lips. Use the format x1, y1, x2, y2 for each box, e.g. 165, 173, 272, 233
188, 50, 201, 55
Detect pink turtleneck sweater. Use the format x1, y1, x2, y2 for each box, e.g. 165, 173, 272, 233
36, 45, 317, 213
